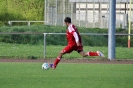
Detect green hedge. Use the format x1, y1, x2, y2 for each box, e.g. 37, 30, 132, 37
0, 25, 133, 47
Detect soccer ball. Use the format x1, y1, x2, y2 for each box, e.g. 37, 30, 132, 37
42, 63, 50, 70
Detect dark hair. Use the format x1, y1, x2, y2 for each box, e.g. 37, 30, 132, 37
64, 17, 71, 23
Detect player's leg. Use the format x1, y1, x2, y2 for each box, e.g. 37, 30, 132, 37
51, 45, 74, 69
77, 50, 88, 57
76, 46, 104, 57
52, 51, 64, 69
78, 50, 104, 57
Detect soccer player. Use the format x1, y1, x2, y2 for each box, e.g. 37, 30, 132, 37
50, 17, 104, 69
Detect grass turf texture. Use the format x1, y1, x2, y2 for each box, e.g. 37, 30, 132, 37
0, 42, 133, 59
0, 62, 133, 88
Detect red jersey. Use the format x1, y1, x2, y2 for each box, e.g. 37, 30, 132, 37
66, 24, 82, 46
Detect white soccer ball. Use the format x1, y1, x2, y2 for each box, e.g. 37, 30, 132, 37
42, 63, 50, 70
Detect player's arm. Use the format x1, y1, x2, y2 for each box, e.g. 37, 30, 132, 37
73, 32, 80, 46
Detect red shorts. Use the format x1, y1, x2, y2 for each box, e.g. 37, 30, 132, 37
62, 44, 83, 53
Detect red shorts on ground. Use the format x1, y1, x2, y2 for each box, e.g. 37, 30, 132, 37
62, 44, 83, 53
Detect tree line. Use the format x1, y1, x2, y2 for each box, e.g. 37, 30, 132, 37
0, 0, 44, 26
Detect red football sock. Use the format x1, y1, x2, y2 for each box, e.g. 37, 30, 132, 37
53, 57, 61, 68
87, 52, 99, 56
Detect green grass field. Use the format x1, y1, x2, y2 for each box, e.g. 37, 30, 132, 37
0, 42, 133, 59
0, 62, 133, 88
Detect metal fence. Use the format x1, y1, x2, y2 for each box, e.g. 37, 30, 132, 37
0, 32, 133, 59
43, 33, 133, 59
45, 0, 133, 29
8, 21, 46, 26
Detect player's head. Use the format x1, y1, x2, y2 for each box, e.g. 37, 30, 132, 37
64, 17, 71, 26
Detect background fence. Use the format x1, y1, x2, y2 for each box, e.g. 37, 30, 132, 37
45, 0, 133, 29
0, 33, 132, 59
43, 33, 133, 59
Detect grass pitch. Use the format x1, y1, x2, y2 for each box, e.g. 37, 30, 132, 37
0, 42, 133, 59
0, 62, 133, 88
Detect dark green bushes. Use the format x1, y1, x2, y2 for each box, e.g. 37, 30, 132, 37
0, 25, 132, 47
